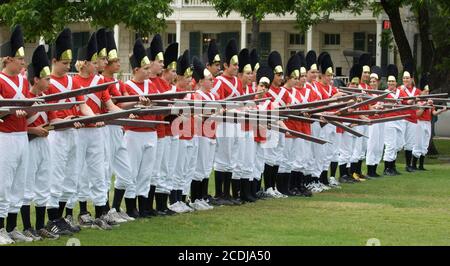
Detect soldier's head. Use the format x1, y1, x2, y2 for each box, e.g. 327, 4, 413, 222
28, 45, 51, 92
162, 42, 178, 84
359, 53, 371, 83
176, 50, 192, 90
386, 64, 398, 90
96, 28, 108, 73
192, 56, 213, 91
402, 61, 414, 87
256, 66, 273, 96
238, 48, 252, 87
104, 30, 121, 74
306, 50, 318, 82
147, 34, 165, 76
369, 66, 382, 90
223, 39, 239, 77
1, 25, 26, 75
206, 39, 221, 77
76, 32, 98, 75
130, 39, 151, 82
51, 28, 73, 76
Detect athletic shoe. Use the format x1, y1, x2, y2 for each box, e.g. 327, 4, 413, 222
45, 220, 73, 236
22, 229, 42, 241
37, 228, 59, 240
179, 201, 195, 212
78, 212, 95, 228
92, 216, 112, 230
102, 212, 121, 226
117, 210, 135, 221
199, 199, 214, 210
190, 200, 209, 211
8, 228, 33, 242
273, 188, 288, 198
0, 228, 14, 245
65, 215, 81, 233
168, 202, 187, 213
318, 182, 331, 191
328, 176, 341, 188
106, 208, 126, 224
265, 187, 278, 198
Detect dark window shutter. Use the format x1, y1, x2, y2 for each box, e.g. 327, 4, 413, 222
353, 32, 366, 65
189, 31, 201, 60
259, 32, 271, 67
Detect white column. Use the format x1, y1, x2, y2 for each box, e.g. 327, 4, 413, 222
240, 19, 247, 49
114, 24, 120, 50
307, 26, 313, 52
376, 19, 382, 66
176, 20, 182, 55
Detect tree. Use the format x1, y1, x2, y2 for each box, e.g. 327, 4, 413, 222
0, 0, 173, 42
205, 0, 289, 51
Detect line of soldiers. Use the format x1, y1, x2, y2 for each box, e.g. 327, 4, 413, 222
0, 25, 447, 245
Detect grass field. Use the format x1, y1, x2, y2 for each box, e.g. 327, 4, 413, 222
15, 139, 450, 246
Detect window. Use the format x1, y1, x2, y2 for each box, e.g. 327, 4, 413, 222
324, 33, 340, 45
167, 33, 176, 44
289, 33, 305, 45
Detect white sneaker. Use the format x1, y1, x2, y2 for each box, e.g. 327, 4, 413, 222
329, 176, 341, 188
265, 187, 277, 198
273, 188, 288, 198
108, 208, 128, 223
117, 210, 135, 221
310, 183, 323, 193
8, 228, 33, 242
168, 202, 186, 213
190, 200, 208, 211
199, 199, 213, 210
318, 182, 331, 191
0, 228, 14, 245
179, 201, 195, 212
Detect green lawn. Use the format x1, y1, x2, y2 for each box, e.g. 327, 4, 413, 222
15, 139, 450, 246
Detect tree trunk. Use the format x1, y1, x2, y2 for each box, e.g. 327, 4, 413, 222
417, 2, 434, 75
250, 15, 260, 51
380, 0, 414, 66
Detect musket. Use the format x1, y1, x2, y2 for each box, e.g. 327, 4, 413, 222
200, 114, 276, 124
105, 119, 169, 128
111, 91, 191, 103
225, 91, 260, 102
278, 94, 360, 110
38, 81, 117, 102
327, 120, 367, 138
227, 111, 286, 121
50, 108, 139, 130
311, 114, 369, 125
427, 98, 450, 103
339, 86, 388, 95
282, 114, 323, 123
0, 101, 84, 114
0, 98, 44, 107
268, 124, 329, 144
135, 106, 218, 116
335, 92, 389, 114
400, 93, 448, 101
302, 101, 350, 114
367, 114, 411, 124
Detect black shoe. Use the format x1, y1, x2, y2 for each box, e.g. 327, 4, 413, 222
58, 217, 80, 233
126, 209, 140, 219
383, 168, 396, 176
418, 166, 427, 171
46, 220, 73, 236
405, 166, 415, 172
339, 175, 355, 183
298, 186, 313, 197
138, 211, 153, 219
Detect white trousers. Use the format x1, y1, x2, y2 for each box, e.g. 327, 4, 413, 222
174, 138, 198, 194
252, 142, 265, 181
105, 126, 132, 192
214, 122, 238, 172
338, 132, 356, 166
153, 137, 169, 193
404, 121, 417, 151
292, 138, 315, 175
194, 137, 216, 181
310, 122, 323, 176
366, 123, 385, 166
47, 129, 79, 209
24, 137, 50, 207
278, 137, 294, 174
320, 124, 338, 171
124, 131, 157, 198
67, 128, 107, 208
350, 125, 368, 163
383, 121, 404, 162
0, 132, 28, 217
413, 120, 431, 158
233, 130, 256, 180
263, 130, 284, 166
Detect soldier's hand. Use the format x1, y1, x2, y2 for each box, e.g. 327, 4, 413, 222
30, 126, 49, 137
95, 121, 105, 127
139, 96, 151, 106
74, 122, 83, 129
15, 109, 27, 118
129, 113, 137, 119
